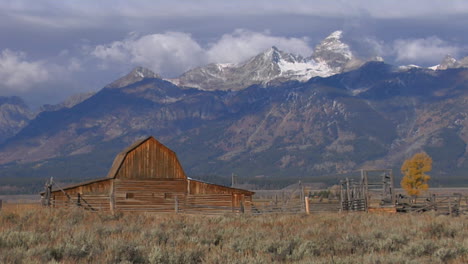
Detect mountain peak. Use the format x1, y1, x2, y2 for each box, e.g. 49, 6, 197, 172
0, 96, 28, 107
260, 46, 283, 63
434, 54, 468, 70
325, 30, 343, 40
129, 66, 160, 79
311, 30, 353, 69
441, 54, 457, 64
172, 30, 373, 91
106, 66, 161, 89
270, 46, 280, 52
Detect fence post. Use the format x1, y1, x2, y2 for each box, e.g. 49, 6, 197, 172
175, 196, 179, 213
339, 182, 344, 212
346, 178, 351, 210
448, 198, 452, 217
305, 197, 310, 214
362, 170, 369, 212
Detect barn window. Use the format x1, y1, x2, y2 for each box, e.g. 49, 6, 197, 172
126, 193, 135, 199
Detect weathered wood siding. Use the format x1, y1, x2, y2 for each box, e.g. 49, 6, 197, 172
115, 139, 186, 180
184, 194, 234, 213
188, 180, 251, 195
42, 137, 255, 214
50, 180, 112, 211
187, 180, 253, 213
114, 179, 187, 212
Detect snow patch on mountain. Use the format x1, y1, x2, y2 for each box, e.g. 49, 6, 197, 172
278, 58, 334, 80
313, 30, 353, 61
402, 55, 468, 72
397, 64, 421, 71
171, 30, 365, 91
106, 66, 161, 89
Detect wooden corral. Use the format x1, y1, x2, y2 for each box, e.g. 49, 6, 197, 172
41, 136, 254, 214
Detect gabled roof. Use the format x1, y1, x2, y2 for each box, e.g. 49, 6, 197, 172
40, 136, 254, 196
106, 136, 180, 179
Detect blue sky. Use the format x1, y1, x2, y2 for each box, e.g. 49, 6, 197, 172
1, 0, 468, 107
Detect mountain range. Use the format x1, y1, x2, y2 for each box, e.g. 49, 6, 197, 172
1, 30, 468, 193
170, 31, 369, 90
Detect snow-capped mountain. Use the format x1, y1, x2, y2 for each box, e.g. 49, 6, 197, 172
171, 30, 368, 91
3, 60, 468, 188
310, 30, 355, 70
429, 55, 468, 70
106, 66, 161, 89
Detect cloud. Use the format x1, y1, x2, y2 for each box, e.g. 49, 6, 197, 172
92, 32, 205, 76
393, 37, 461, 64
4, 0, 468, 27
206, 29, 312, 63
91, 30, 313, 76
0, 49, 50, 92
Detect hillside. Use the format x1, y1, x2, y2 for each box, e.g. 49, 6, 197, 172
0, 96, 33, 144
1, 61, 468, 193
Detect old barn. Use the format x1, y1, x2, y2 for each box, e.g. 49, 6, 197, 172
41, 136, 254, 213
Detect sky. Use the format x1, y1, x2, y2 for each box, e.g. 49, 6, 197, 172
1, 0, 468, 108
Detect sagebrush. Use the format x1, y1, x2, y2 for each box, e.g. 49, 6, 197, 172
0, 208, 467, 263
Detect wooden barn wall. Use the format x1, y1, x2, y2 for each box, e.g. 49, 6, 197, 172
114, 179, 252, 213
114, 179, 187, 212
188, 180, 251, 195
187, 180, 253, 213
115, 139, 186, 180
50, 180, 112, 211
185, 194, 233, 213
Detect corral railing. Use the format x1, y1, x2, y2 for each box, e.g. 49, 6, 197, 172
45, 196, 250, 215
45, 193, 468, 217
251, 199, 303, 215
396, 194, 465, 216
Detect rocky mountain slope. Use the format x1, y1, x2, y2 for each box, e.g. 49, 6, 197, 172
0, 96, 33, 143
431, 54, 468, 70
1, 62, 468, 188
171, 31, 368, 91
40, 92, 95, 112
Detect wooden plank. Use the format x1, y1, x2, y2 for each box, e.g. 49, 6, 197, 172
114, 138, 187, 180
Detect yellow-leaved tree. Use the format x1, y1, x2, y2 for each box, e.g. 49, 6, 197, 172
401, 152, 432, 198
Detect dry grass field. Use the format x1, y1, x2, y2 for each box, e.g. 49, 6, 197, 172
0, 205, 467, 264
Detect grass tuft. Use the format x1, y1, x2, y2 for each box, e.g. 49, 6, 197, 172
0, 208, 467, 263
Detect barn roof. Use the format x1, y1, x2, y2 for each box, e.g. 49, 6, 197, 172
41, 136, 254, 196
187, 178, 255, 195
105, 136, 180, 179
40, 177, 112, 194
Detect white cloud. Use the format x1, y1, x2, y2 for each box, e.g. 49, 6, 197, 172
361, 37, 388, 57
393, 37, 461, 64
4, 0, 468, 26
91, 30, 313, 76
0, 49, 50, 92
92, 32, 205, 76
206, 29, 312, 64
67, 57, 83, 72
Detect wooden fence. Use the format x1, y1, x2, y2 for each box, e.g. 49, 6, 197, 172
23, 193, 468, 216
45, 197, 247, 215
396, 194, 466, 216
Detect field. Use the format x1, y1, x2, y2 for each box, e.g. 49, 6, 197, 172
0, 204, 467, 264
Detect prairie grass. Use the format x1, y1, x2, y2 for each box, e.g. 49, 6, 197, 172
0, 208, 467, 263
